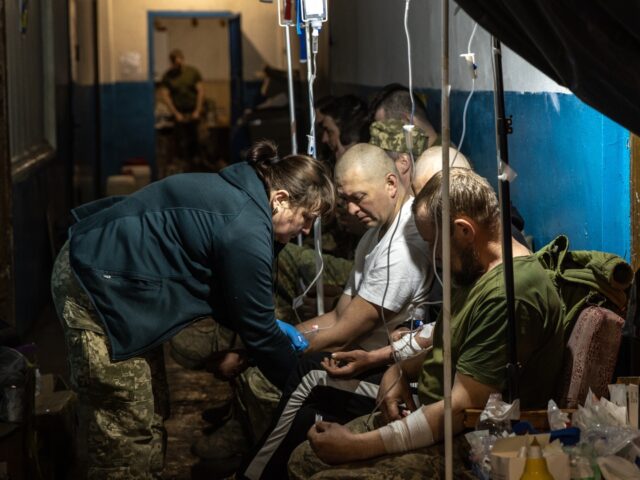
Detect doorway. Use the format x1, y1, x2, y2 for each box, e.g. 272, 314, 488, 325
148, 11, 242, 177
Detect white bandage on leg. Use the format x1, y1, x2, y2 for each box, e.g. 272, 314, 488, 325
378, 408, 434, 454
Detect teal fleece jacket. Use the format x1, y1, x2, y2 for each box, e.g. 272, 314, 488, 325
68, 162, 297, 388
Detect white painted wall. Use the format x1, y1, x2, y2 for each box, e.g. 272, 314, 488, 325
330, 0, 571, 93
98, 0, 285, 84
153, 18, 230, 82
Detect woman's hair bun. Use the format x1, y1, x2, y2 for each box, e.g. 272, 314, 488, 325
247, 140, 280, 168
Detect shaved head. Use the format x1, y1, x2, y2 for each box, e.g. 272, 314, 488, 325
413, 146, 471, 194
335, 143, 399, 183
334, 143, 404, 229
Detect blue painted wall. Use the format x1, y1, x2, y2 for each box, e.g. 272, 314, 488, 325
349, 83, 630, 260
435, 89, 631, 260
96, 77, 631, 260
99, 82, 157, 185
97, 79, 264, 184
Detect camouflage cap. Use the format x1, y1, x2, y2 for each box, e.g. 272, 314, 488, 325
369, 119, 429, 156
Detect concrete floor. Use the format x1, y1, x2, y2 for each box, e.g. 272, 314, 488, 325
29, 303, 233, 479
163, 348, 233, 479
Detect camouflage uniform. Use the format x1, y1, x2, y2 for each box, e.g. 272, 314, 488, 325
51, 241, 167, 479
288, 413, 476, 480
369, 119, 430, 157
238, 242, 354, 442
275, 243, 353, 324
170, 242, 352, 373
170, 239, 354, 456
169, 316, 244, 370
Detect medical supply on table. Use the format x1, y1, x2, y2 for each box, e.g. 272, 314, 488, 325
519, 438, 555, 480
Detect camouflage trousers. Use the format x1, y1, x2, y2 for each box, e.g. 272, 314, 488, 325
51, 241, 168, 479
169, 319, 279, 443
288, 414, 476, 480
169, 316, 244, 370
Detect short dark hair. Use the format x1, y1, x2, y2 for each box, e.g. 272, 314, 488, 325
169, 49, 184, 63
315, 95, 337, 115
323, 95, 369, 146
413, 168, 500, 234
247, 140, 336, 217
368, 84, 428, 125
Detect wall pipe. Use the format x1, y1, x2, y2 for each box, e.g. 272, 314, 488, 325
441, 1, 453, 479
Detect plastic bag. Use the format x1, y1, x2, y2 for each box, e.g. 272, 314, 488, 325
548, 399, 570, 431
476, 393, 520, 436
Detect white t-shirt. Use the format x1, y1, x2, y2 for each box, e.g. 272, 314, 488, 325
343, 198, 433, 351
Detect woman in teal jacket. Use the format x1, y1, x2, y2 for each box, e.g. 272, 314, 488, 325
51, 140, 335, 479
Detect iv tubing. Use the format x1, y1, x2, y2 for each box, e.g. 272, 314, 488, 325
403, 0, 415, 124
304, 22, 324, 315
453, 22, 478, 166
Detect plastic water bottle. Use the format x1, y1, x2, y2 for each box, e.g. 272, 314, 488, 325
520, 438, 554, 480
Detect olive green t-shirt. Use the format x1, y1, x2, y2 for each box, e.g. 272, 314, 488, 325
161, 65, 202, 113
418, 255, 565, 409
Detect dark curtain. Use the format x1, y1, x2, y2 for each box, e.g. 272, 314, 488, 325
454, 0, 640, 135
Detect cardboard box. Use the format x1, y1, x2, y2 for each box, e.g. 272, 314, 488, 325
490, 434, 570, 480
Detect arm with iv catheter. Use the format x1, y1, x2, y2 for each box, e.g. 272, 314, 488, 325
287, 219, 442, 363
289, 184, 437, 348
297, 198, 442, 361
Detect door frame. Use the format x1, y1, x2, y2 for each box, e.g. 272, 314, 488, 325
0, 0, 15, 330
147, 10, 244, 150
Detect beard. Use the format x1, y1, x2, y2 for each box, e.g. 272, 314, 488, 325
452, 241, 485, 287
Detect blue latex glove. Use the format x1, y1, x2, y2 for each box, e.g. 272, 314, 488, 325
276, 319, 309, 352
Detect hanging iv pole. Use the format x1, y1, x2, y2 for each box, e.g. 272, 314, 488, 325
278, 0, 303, 246
284, 13, 298, 156
491, 36, 519, 403
441, 1, 453, 480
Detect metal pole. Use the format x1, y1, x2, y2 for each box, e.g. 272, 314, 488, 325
283, 23, 303, 247
284, 25, 298, 155
441, 1, 453, 479
304, 22, 324, 315
491, 36, 519, 403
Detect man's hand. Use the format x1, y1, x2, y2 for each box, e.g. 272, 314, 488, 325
191, 109, 201, 120
378, 363, 417, 424
391, 327, 410, 342
276, 319, 309, 352
210, 350, 248, 381
321, 350, 372, 378
308, 421, 362, 465
174, 112, 185, 122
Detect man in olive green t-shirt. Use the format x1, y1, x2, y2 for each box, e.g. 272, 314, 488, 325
299, 168, 565, 476
160, 49, 204, 165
